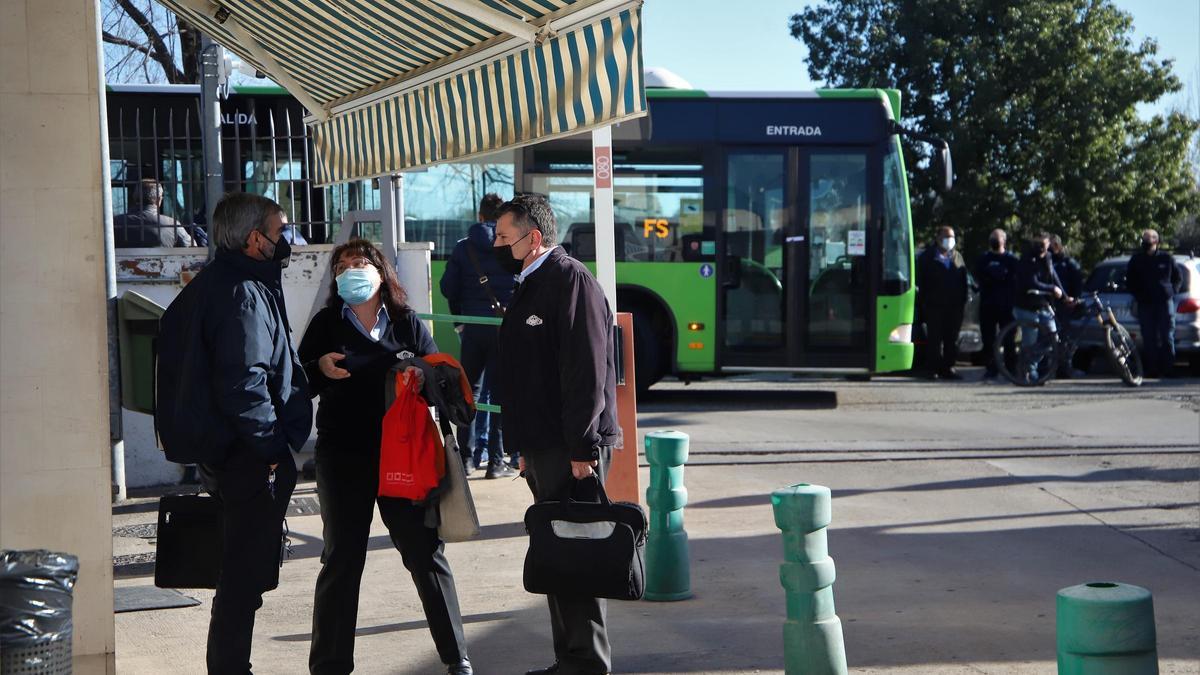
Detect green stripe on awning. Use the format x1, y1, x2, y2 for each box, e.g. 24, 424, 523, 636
311, 6, 645, 184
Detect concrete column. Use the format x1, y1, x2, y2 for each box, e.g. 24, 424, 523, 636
0, 0, 116, 661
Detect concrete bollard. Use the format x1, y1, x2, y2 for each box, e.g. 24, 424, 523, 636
1057, 582, 1158, 674
772, 483, 847, 675
643, 430, 692, 601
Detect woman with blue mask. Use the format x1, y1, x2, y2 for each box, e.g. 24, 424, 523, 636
298, 239, 473, 675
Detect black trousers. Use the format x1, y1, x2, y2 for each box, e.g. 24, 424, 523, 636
923, 306, 964, 374
979, 303, 1013, 375
457, 324, 504, 466
309, 447, 468, 675
524, 448, 613, 675
199, 450, 297, 675
1138, 300, 1176, 376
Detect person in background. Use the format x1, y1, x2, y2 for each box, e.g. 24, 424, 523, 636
975, 228, 1019, 379
300, 239, 473, 675
1048, 234, 1085, 377
114, 178, 195, 248
439, 193, 518, 478
495, 194, 618, 675
916, 225, 969, 380
1049, 234, 1083, 300
1014, 232, 1064, 383
1126, 229, 1183, 378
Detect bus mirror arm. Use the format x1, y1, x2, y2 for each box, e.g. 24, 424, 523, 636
890, 121, 954, 192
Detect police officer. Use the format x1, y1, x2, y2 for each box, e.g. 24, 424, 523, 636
1126, 229, 1182, 377
1049, 234, 1083, 300
494, 194, 618, 675
975, 229, 1019, 378
916, 225, 969, 380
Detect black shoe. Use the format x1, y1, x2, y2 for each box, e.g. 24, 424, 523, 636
940, 369, 963, 381
461, 457, 474, 477
485, 462, 517, 479
447, 660, 473, 675
525, 665, 560, 675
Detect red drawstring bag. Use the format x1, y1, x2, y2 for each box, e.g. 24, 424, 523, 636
378, 372, 445, 500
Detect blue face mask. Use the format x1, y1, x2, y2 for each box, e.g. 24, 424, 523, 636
336, 267, 380, 306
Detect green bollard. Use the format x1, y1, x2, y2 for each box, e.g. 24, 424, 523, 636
643, 430, 692, 601
1057, 582, 1158, 674
772, 483, 847, 675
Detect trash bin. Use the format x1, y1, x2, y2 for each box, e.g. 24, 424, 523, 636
0, 549, 78, 674
117, 290, 165, 415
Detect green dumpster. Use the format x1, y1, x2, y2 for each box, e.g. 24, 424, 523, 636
117, 291, 165, 415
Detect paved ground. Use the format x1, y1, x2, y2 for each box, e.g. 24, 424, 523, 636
107, 370, 1200, 674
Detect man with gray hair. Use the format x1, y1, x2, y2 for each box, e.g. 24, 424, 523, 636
1126, 229, 1183, 377
494, 193, 619, 675
155, 192, 311, 674
113, 178, 195, 247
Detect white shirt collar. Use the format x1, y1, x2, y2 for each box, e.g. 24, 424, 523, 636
342, 302, 389, 342
518, 246, 557, 283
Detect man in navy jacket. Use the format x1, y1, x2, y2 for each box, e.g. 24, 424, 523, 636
495, 194, 618, 675
1126, 229, 1183, 377
156, 192, 311, 674
440, 193, 517, 477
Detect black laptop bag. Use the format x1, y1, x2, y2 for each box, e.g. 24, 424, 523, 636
523, 478, 647, 601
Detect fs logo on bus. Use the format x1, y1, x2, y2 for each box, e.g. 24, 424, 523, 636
643, 218, 670, 239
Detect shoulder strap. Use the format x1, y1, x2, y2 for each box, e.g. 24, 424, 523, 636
465, 245, 505, 317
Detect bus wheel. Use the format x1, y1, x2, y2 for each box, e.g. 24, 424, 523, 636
632, 310, 665, 393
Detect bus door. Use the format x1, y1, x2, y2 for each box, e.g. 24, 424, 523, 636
799, 149, 874, 367
718, 149, 799, 367
718, 147, 876, 370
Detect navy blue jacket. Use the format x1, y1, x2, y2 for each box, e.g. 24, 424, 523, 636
498, 248, 618, 463
440, 222, 517, 317
974, 250, 1019, 309
1052, 253, 1084, 299
1126, 251, 1182, 305
916, 245, 968, 310
155, 249, 312, 465
1016, 253, 1063, 311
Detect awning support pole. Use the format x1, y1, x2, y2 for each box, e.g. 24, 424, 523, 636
592, 125, 618, 322
425, 0, 541, 42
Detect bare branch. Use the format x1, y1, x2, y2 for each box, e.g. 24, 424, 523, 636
114, 0, 185, 82
102, 30, 155, 58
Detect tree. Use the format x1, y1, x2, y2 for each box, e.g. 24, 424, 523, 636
790, 0, 1200, 267
102, 0, 200, 84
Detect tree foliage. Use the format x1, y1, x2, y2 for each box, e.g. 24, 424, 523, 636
790, 0, 1200, 267
102, 0, 200, 84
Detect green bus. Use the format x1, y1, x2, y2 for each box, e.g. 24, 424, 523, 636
407, 88, 950, 388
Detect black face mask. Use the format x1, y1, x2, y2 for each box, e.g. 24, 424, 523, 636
260, 231, 292, 268
492, 231, 532, 276
990, 239, 1002, 251
1141, 240, 1154, 253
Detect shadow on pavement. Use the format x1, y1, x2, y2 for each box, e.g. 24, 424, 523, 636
639, 389, 837, 412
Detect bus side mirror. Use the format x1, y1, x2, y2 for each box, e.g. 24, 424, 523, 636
935, 144, 953, 192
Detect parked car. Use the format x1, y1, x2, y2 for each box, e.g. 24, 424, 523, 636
1073, 253, 1200, 371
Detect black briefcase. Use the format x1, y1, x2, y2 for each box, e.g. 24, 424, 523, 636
154, 494, 223, 590
523, 478, 647, 601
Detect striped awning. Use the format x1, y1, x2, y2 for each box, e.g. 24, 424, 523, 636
158, 0, 646, 184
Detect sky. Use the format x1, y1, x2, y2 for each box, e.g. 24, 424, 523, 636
641, 0, 1200, 117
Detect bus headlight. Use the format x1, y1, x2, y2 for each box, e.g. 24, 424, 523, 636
888, 324, 912, 343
